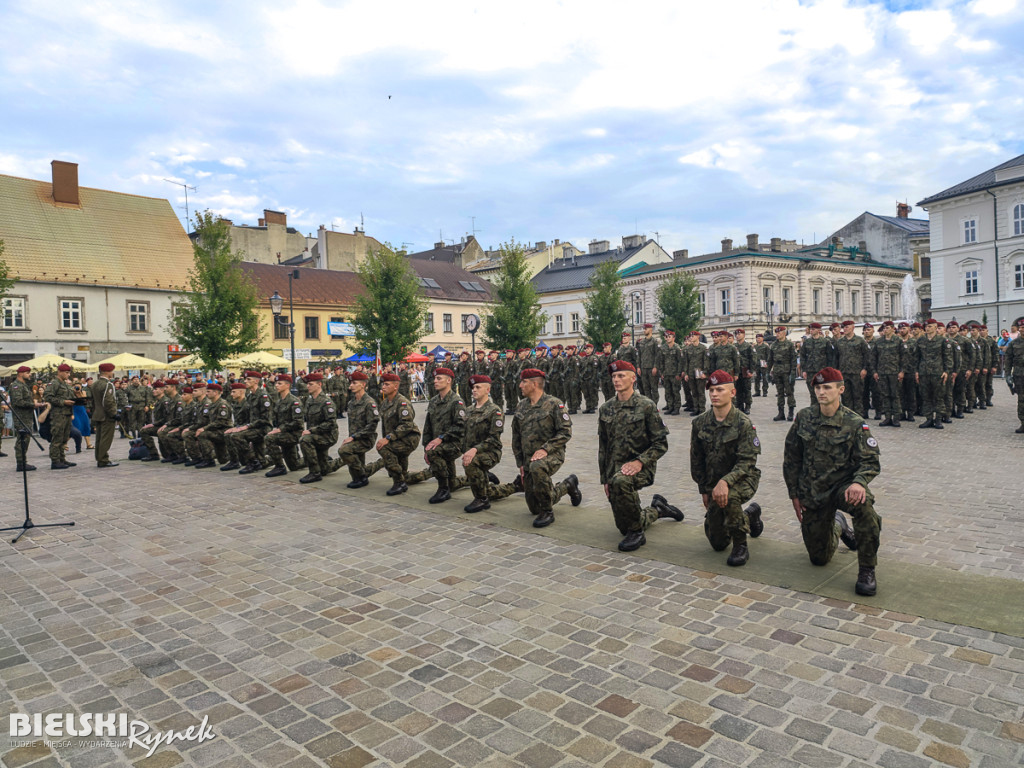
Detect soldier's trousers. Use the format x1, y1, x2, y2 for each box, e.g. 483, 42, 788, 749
756, 369, 769, 396
48, 410, 72, 464
801, 485, 880, 568
943, 376, 954, 417
12, 410, 33, 465
607, 467, 658, 535
198, 430, 229, 463
736, 375, 751, 411
862, 376, 878, 415
952, 373, 967, 410
366, 440, 417, 483
568, 381, 582, 412
1015, 375, 1024, 426
492, 384, 504, 410
140, 423, 162, 458
299, 434, 335, 475
703, 482, 756, 550
506, 383, 519, 409
266, 431, 303, 470
984, 370, 995, 404
919, 375, 944, 420
449, 450, 501, 499
840, 374, 866, 417
425, 443, 461, 483
803, 370, 820, 397
583, 384, 599, 412
601, 381, 614, 402
774, 372, 795, 409
161, 429, 187, 460
334, 437, 374, 480
901, 374, 917, 416
522, 455, 570, 515
663, 377, 681, 413
129, 408, 146, 436
687, 376, 705, 413
641, 370, 658, 408
228, 427, 267, 466
877, 374, 902, 419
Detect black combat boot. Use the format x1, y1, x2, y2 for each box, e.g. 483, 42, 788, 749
347, 476, 369, 488
220, 460, 241, 471
745, 503, 763, 537
941, 415, 952, 423
933, 420, 944, 429
1015, 424, 1024, 434
963, 404, 973, 414
787, 406, 794, 421
265, 464, 287, 477
15, 464, 37, 472
977, 402, 986, 410
773, 407, 786, 421
618, 531, 645, 551
727, 537, 749, 566
918, 418, 933, 428
487, 471, 500, 485
890, 417, 900, 428
464, 497, 490, 513
836, 511, 857, 550
903, 412, 915, 422
565, 474, 582, 506
953, 408, 964, 419
855, 566, 877, 596
652, 494, 684, 521
428, 477, 451, 504
879, 417, 892, 427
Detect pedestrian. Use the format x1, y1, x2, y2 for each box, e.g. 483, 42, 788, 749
783, 367, 880, 596
872, 320, 905, 427
656, 330, 685, 415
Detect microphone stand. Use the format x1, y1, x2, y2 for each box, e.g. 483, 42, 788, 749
0, 390, 75, 544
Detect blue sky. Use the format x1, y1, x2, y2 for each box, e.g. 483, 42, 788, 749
2, 0, 1023, 257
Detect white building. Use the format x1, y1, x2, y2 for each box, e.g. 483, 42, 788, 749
918, 153, 1024, 330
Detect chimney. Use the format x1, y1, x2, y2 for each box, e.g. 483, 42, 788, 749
721, 238, 733, 252
673, 249, 688, 260
770, 237, 781, 252
554, 239, 560, 246
51, 160, 80, 205
258, 218, 265, 226
897, 202, 912, 219
434, 241, 445, 249
263, 209, 287, 227
536, 241, 547, 251
746, 233, 759, 250
589, 239, 610, 254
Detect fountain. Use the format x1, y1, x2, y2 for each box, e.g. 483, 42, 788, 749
901, 273, 916, 322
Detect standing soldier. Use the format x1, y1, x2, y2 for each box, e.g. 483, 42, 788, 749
507, 349, 528, 409
450, 374, 505, 512
600, 361, 681, 552
1004, 329, 1024, 433
798, 323, 832, 396
947, 321, 971, 418
91, 362, 119, 468
424, 354, 438, 401
872, 321, 905, 426
456, 351, 473, 403
981, 325, 998, 407
548, 345, 564, 401
656, 330, 684, 415
195, 383, 232, 468
963, 325, 982, 413
767, 326, 797, 421
297, 373, 338, 483
534, 345, 551, 379
488, 351, 504, 410
636, 323, 659, 403
114, 379, 130, 439
397, 363, 412, 400
579, 343, 601, 414
599, 342, 616, 402
43, 364, 77, 470
971, 325, 988, 410
914, 320, 950, 430
138, 379, 168, 463
264, 374, 306, 477
684, 331, 709, 416
510, 368, 581, 528
706, 331, 740, 378
613, 332, 638, 370
753, 333, 771, 397
364, 372, 420, 495
835, 320, 871, 417
733, 328, 755, 415
8, 366, 37, 472
329, 366, 348, 416
784, 368, 881, 597
897, 323, 918, 422
333, 370, 379, 487
861, 324, 879, 418
409, 366, 466, 503
690, 370, 764, 566
936, 322, 958, 423
564, 345, 582, 414
126, 376, 150, 438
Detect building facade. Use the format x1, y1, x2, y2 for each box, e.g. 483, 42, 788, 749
466, 239, 583, 280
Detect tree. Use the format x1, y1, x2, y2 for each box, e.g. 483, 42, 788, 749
581, 260, 627, 347
482, 239, 547, 349
167, 211, 263, 370
352, 242, 428, 363
0, 240, 13, 304
656, 271, 702, 337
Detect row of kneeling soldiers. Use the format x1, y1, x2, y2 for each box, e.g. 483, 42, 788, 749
140, 362, 883, 599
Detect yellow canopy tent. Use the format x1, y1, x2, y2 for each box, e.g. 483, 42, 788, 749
167, 353, 206, 369
85, 352, 169, 372
226, 351, 292, 369
2, 353, 90, 373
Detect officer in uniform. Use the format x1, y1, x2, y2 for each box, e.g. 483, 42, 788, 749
156, 379, 181, 462
684, 331, 709, 415
690, 370, 763, 566
936, 322, 958, 423
971, 325, 988, 410
331, 370, 378, 486
8, 366, 38, 471
636, 323, 659, 403
456, 351, 473, 403
43, 363, 77, 469
195, 383, 232, 468
298, 373, 338, 483
179, 381, 207, 464
507, 349, 529, 409
1004, 329, 1024, 433
656, 330, 684, 415
898, 322, 918, 421
599, 342, 615, 402
510, 368, 581, 528
798, 323, 832, 396
784, 368, 881, 596
706, 331, 739, 380
450, 374, 505, 513
613, 332, 638, 370
548, 345, 564, 402
835, 319, 871, 418
163, 385, 196, 464
872, 320, 905, 426
488, 351, 504, 410
90, 362, 119, 468
753, 333, 771, 397
114, 379, 130, 438
599, 361, 681, 552
139, 379, 168, 463
947, 321, 971, 418
767, 326, 797, 421
565, 345, 583, 414
264, 374, 306, 476
363, 371, 420, 494
408, 367, 466, 503
579, 343, 601, 413
981, 325, 998, 407
861, 323, 879, 418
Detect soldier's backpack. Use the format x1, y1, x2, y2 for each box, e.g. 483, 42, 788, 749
128, 438, 150, 461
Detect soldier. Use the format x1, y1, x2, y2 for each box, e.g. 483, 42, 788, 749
7, 366, 38, 471
971, 325, 988, 410
534, 345, 551, 379
179, 381, 208, 464
947, 321, 971, 418
331, 370, 379, 486
126, 375, 152, 438
327, 366, 347, 416
450, 374, 506, 513
364, 371, 420, 494
227, 371, 271, 473
798, 323, 832, 396
403, 366, 465, 502
784, 368, 881, 596
43, 363, 78, 469
90, 363, 119, 468
861, 323, 880, 418
690, 370, 763, 565
733, 328, 755, 415
599, 342, 616, 402
898, 322, 918, 422
155, 379, 182, 462
221, 381, 250, 465
636, 323, 659, 404
656, 330, 684, 415
936, 322, 958, 423
488, 351, 504, 410
297, 373, 338, 483
872, 320, 905, 427
264, 374, 306, 477
510, 368, 581, 528
507, 349, 528, 409
981, 325, 998, 407
706, 331, 739, 379
753, 333, 770, 397
138, 379, 168, 463
1004, 328, 1024, 433
114, 379, 130, 438
564, 345, 582, 414
162, 385, 197, 464
398, 363, 412, 400
579, 343, 601, 413
767, 326, 797, 421
456, 351, 473, 403
684, 331, 709, 416
600, 361, 681, 552
548, 345, 564, 401
424, 354, 439, 400
961, 325, 981, 413
613, 332, 638, 370
835, 320, 871, 417
195, 383, 232, 468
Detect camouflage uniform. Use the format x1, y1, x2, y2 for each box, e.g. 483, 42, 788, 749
656, 340, 685, 414
488, 358, 504, 410
407, 389, 466, 486
783, 403, 881, 568
684, 341, 709, 414
506, 356, 524, 409
229, 387, 274, 468
126, 382, 152, 437
690, 406, 761, 550
899, 333, 918, 419
753, 340, 771, 396
365, 393, 420, 485
734, 338, 755, 412
424, 358, 438, 400
265, 392, 306, 471
156, 391, 183, 459
564, 352, 582, 413
198, 395, 233, 464
334, 393, 379, 480
183, 395, 211, 461
872, 335, 905, 423
599, 352, 615, 402
706, 341, 740, 377
512, 393, 574, 517
914, 333, 953, 423
767, 338, 797, 411
44, 377, 76, 465
984, 332, 999, 405
951, 332, 973, 415
599, 392, 668, 535
1004, 336, 1024, 429
579, 351, 601, 413
799, 336, 833, 396
456, 357, 473, 403
835, 335, 871, 417
300, 392, 339, 476
163, 396, 197, 461
398, 368, 412, 400
636, 335, 660, 404
139, 391, 169, 460
8, 378, 36, 467
449, 399, 505, 500
612, 342, 638, 371
548, 351, 564, 402
114, 384, 129, 438
943, 333, 962, 420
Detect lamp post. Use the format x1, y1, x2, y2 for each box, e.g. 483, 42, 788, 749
269, 268, 300, 389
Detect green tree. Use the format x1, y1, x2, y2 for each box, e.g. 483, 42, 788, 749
482, 239, 547, 350
352, 243, 428, 363
581, 260, 627, 347
0, 240, 13, 304
167, 211, 263, 370
656, 271, 702, 337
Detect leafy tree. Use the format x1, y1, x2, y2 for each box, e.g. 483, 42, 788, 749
482, 239, 547, 349
167, 211, 263, 370
581, 260, 627, 347
0, 240, 13, 304
352, 242, 428, 363
656, 271, 702, 338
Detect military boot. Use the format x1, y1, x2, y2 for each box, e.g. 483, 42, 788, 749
1015, 424, 1024, 434
953, 408, 964, 419
428, 477, 451, 504
347, 476, 369, 489
220, 460, 241, 471
727, 536, 749, 566
773, 407, 786, 421
787, 406, 795, 421
565, 474, 582, 506
918, 418, 933, 428
879, 417, 892, 427
855, 566, 877, 596
464, 497, 490, 513
652, 494, 684, 522
836, 511, 857, 550
265, 464, 287, 478
745, 503, 763, 537
15, 464, 37, 472
618, 531, 646, 551
890, 417, 900, 428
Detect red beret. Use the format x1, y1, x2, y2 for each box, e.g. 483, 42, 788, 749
517, 348, 530, 354
349, 371, 368, 381
898, 322, 909, 329
644, 323, 653, 329
841, 320, 856, 327
608, 361, 636, 374
207, 382, 222, 392
830, 323, 841, 329
863, 322, 873, 330
182, 386, 193, 394
488, 350, 498, 356
664, 330, 675, 336
603, 341, 613, 346
305, 373, 324, 382
380, 373, 400, 382
98, 363, 116, 372
734, 328, 745, 334
230, 382, 247, 390
566, 345, 577, 351
164, 379, 178, 387
506, 349, 515, 355
152, 379, 165, 388
469, 374, 491, 386
475, 348, 485, 354
520, 368, 545, 380
812, 367, 844, 385
621, 331, 631, 337
583, 342, 594, 347
276, 374, 293, 383
947, 320, 959, 328
881, 320, 894, 328
244, 370, 261, 379
57, 363, 73, 372
935, 321, 945, 329
16, 365, 31, 374
434, 367, 455, 378
808, 322, 822, 330
192, 380, 208, 388
912, 322, 923, 329
980, 324, 987, 330
459, 351, 470, 357
775, 326, 787, 333
706, 370, 734, 388
925, 317, 937, 324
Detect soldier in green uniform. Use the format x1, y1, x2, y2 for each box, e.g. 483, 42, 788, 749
947, 321, 971, 418
578, 343, 601, 414
218, 382, 250, 470
450, 374, 506, 513
8, 366, 38, 471
733, 328, 755, 415
872, 320, 905, 426
564, 345, 582, 414
784, 367, 881, 596
455, 351, 473, 403
656, 330, 684, 415
613, 332, 638, 372
798, 323, 832, 396
510, 367, 581, 528
960, 324, 981, 413
89, 364, 118, 469
332, 370, 379, 486
297, 373, 338, 483
552, 345, 568, 401
767, 326, 797, 421
1004, 329, 1024, 433
706, 331, 740, 379
599, 360, 681, 552
231, 371, 275, 473
113, 379, 129, 438
599, 342, 615, 402
424, 355, 438, 401
155, 379, 181, 462
43, 363, 78, 469
163, 385, 197, 464
636, 323, 659, 404
125, 376, 147, 438
533, 345, 550, 381
861, 323, 880, 418
898, 322, 918, 422
684, 331, 709, 415
138, 379, 169, 463
488, 351, 504, 410
936, 322, 958, 423
179, 381, 207, 464
970, 325, 988, 410
981, 325, 998, 407
363, 372, 420, 494
690, 370, 763, 566
328, 366, 348, 416
195, 383, 232, 468
264, 374, 306, 476
408, 366, 466, 503
835, 320, 871, 418
753, 333, 770, 397
397, 363, 412, 400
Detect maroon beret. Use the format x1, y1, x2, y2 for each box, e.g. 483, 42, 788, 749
182, 386, 193, 394
230, 382, 247, 390
152, 379, 165, 388
644, 323, 653, 329
841, 320, 856, 327
925, 317, 937, 325
881, 320, 894, 328
898, 322, 909, 329
912, 322, 924, 329
276, 374, 293, 383
608, 361, 636, 374
469, 374, 491, 386
17, 365, 31, 374
808, 322, 822, 330
305, 372, 323, 382
434, 367, 455, 378
812, 367, 844, 385
980, 324, 988, 330
706, 370, 734, 388
207, 383, 222, 392
775, 326, 787, 333
244, 370, 261, 379
517, 348, 530, 354
57, 363, 72, 372
475, 348, 485, 354
830, 322, 841, 329
380, 373, 400, 382
734, 328, 745, 334
520, 368, 545, 380
98, 363, 116, 372
192, 380, 208, 388
863, 322, 873, 330
934, 321, 946, 329
164, 379, 178, 388
664, 330, 675, 337
947, 320, 959, 328
349, 371, 368, 381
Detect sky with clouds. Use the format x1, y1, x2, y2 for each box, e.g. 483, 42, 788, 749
1, 0, 1023, 258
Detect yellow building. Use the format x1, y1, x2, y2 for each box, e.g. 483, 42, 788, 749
465, 239, 584, 280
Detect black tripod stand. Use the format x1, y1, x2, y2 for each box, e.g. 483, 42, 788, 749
0, 390, 75, 544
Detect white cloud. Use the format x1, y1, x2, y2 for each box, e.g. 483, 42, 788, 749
970, 0, 1018, 15
583, 128, 607, 138
679, 141, 764, 174
222, 157, 247, 168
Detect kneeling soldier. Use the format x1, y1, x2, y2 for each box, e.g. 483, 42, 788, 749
364, 372, 420, 495
195, 383, 232, 468
407, 366, 466, 503
264, 375, 306, 476
333, 370, 379, 487
298, 373, 338, 483
450, 374, 506, 513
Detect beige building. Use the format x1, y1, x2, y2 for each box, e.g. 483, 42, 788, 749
0, 161, 194, 366
211, 209, 316, 266
312, 227, 387, 272
466, 238, 584, 280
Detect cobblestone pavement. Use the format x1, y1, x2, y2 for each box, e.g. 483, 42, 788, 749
1, 382, 1023, 768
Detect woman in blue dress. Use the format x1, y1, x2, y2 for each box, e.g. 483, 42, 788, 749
71, 377, 93, 450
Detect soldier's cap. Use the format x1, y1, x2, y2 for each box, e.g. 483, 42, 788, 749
57, 363, 73, 372
207, 383, 223, 392
808, 322, 822, 330
755, 333, 764, 338
193, 380, 208, 389
520, 368, 545, 380
276, 374, 293, 383
841, 319, 856, 327
380, 373, 400, 382
934, 321, 945, 329
230, 382, 247, 390
898, 321, 909, 329
644, 323, 653, 329
475, 349, 485, 354
16, 365, 31, 374
244, 370, 261, 379
348, 371, 368, 381
98, 362, 116, 373
517, 348, 530, 354
705, 370, 734, 388
182, 386, 193, 394
663, 330, 675, 337
566, 345, 576, 351
164, 379, 179, 388
608, 361, 636, 375
775, 326, 787, 333
152, 379, 165, 388
912, 322, 924, 329
813, 368, 844, 385
925, 317, 937, 325
443, 352, 453, 357
734, 328, 745, 334
947, 320, 959, 328
980, 324, 987, 330
830, 322, 841, 329
434, 367, 455, 379
554, 344, 563, 350
459, 351, 470, 358
603, 341, 613, 347
488, 350, 498, 356
863, 322, 873, 330
305, 373, 324, 382
334, 366, 344, 372
881, 320, 895, 328
583, 342, 594, 348
469, 374, 491, 386
506, 349, 515, 354
621, 331, 631, 337
689, 330, 701, 337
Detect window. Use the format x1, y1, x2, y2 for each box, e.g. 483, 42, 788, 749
424, 313, 434, 333
632, 294, 644, 326
1014, 204, 1024, 236
273, 316, 289, 340
443, 313, 452, 333
851, 291, 859, 315
1, 297, 26, 329
330, 316, 345, 339
304, 316, 319, 339
555, 314, 564, 334
874, 292, 881, 317
762, 287, 773, 314
128, 301, 149, 332
889, 293, 899, 316
571, 312, 580, 333
964, 218, 977, 244
1016, 264, 1024, 290
720, 288, 731, 316
812, 288, 821, 315
417, 277, 441, 289
965, 269, 979, 295
835, 290, 843, 316
457, 280, 487, 292
698, 291, 706, 317
59, 298, 83, 330
782, 287, 791, 315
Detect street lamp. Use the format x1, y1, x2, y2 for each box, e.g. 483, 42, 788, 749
269, 268, 300, 388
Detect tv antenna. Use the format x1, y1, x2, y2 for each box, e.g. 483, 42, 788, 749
470, 216, 481, 238
164, 179, 196, 228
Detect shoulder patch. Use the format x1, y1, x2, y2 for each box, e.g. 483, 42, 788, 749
861, 423, 870, 430
295, 407, 301, 413
401, 409, 409, 416
866, 436, 878, 448
459, 410, 466, 418
562, 413, 569, 421
753, 436, 760, 447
